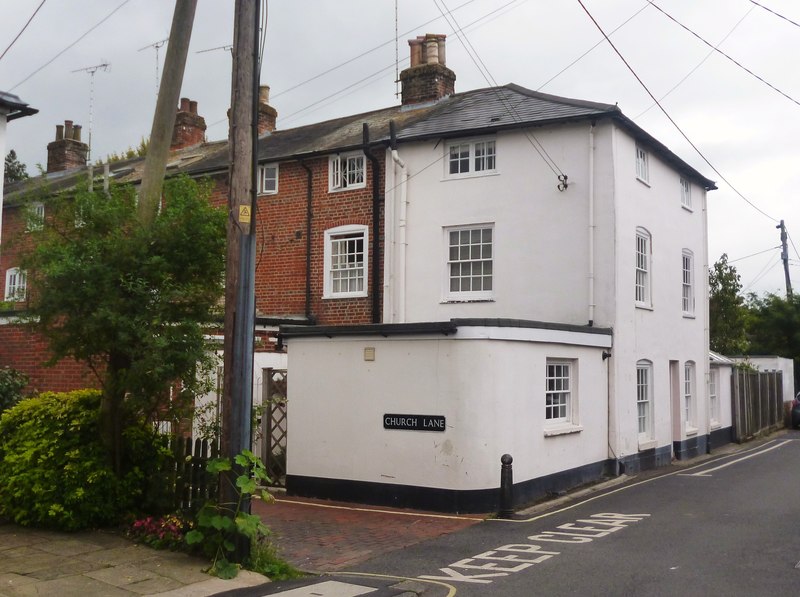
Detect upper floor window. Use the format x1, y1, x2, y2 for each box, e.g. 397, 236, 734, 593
635, 228, 652, 307
258, 164, 278, 195
447, 139, 496, 177
445, 224, 493, 301
680, 178, 692, 209
4, 268, 27, 302
635, 145, 649, 183
323, 225, 368, 298
682, 250, 694, 315
329, 152, 365, 192
636, 360, 653, 441
26, 202, 45, 232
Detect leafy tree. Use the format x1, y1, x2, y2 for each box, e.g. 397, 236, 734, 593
18, 175, 226, 474
745, 292, 800, 362
709, 254, 749, 355
4, 149, 28, 183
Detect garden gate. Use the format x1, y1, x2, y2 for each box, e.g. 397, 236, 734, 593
260, 368, 288, 487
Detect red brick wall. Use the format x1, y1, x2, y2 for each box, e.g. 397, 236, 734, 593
0, 149, 384, 390
0, 323, 98, 393
208, 153, 384, 326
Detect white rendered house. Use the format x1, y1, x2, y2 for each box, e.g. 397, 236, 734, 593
281, 37, 719, 512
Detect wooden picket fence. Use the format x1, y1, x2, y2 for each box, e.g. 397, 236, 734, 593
168, 436, 218, 512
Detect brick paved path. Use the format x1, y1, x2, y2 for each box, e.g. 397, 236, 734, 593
253, 497, 484, 573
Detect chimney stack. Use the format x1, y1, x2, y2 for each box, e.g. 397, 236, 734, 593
257, 85, 277, 135
171, 97, 207, 150
46, 120, 89, 173
400, 33, 455, 106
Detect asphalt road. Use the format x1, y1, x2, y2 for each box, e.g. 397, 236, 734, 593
343, 430, 800, 596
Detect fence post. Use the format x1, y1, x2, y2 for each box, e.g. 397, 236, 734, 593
498, 454, 514, 519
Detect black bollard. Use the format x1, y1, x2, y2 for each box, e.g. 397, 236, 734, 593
498, 453, 514, 519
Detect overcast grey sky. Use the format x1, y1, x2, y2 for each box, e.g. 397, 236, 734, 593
1, 0, 799, 297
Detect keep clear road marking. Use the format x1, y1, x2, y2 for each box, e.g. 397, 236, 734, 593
265, 580, 377, 596
678, 439, 792, 477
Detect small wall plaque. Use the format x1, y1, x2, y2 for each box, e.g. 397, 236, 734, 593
383, 414, 446, 432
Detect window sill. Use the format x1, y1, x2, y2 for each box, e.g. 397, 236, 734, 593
443, 170, 500, 182
681, 204, 694, 213
636, 177, 651, 188
686, 426, 698, 437
710, 422, 721, 430
257, 191, 278, 197
638, 439, 657, 451
544, 424, 583, 437
328, 184, 367, 194
322, 293, 368, 300
682, 313, 696, 319
635, 303, 654, 311
441, 298, 495, 304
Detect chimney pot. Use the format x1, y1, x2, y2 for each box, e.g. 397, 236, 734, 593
425, 34, 439, 65
73, 124, 82, 142
259, 85, 270, 104
189, 100, 198, 114
55, 124, 64, 141
47, 119, 89, 173
409, 38, 423, 67
180, 97, 190, 112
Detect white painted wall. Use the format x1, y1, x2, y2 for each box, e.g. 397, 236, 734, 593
730, 356, 795, 401
607, 124, 710, 459
710, 363, 734, 431
385, 124, 598, 326
286, 328, 609, 492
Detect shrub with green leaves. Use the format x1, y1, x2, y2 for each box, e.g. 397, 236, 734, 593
0, 389, 172, 530
0, 366, 28, 414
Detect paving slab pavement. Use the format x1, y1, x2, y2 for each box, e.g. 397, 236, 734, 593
0, 523, 268, 596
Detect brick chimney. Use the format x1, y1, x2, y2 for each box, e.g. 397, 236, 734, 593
46, 120, 89, 173
171, 97, 207, 150
257, 85, 277, 135
399, 34, 456, 106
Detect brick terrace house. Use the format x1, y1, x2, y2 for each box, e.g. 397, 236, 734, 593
2, 34, 726, 511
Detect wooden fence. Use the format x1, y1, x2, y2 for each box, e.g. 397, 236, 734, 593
731, 368, 784, 443
168, 436, 218, 512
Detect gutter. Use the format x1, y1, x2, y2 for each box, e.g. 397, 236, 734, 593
300, 160, 314, 321
363, 123, 382, 324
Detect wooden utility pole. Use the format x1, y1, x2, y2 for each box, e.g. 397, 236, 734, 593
777, 219, 793, 299
137, 1, 197, 226
221, 0, 260, 562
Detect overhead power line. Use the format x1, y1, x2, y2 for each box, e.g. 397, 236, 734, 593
634, 5, 755, 119
646, 0, 800, 109
0, 0, 47, 63
11, 0, 130, 91
749, 0, 800, 29
435, 0, 567, 183
575, 0, 778, 223
728, 246, 780, 263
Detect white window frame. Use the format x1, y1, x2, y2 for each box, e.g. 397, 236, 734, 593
684, 361, 696, 432
682, 250, 694, 316
323, 224, 368, 299
680, 178, 692, 209
544, 359, 580, 433
258, 163, 278, 195
636, 360, 654, 442
4, 268, 27, 302
635, 145, 649, 183
444, 224, 494, 301
635, 228, 652, 308
445, 138, 497, 178
26, 201, 45, 232
709, 368, 720, 427
328, 152, 366, 192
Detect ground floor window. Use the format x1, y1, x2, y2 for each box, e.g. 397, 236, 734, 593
545, 359, 575, 425
637, 360, 653, 440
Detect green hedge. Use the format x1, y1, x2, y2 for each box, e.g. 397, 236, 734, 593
0, 389, 172, 530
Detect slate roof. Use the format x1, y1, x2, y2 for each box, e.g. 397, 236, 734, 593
3, 83, 716, 201
0, 90, 37, 121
